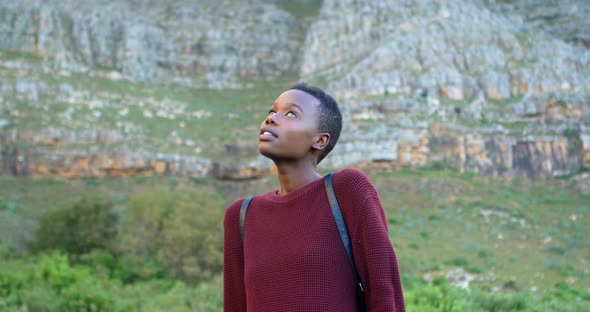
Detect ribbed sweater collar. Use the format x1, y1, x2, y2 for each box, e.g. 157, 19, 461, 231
258, 175, 325, 204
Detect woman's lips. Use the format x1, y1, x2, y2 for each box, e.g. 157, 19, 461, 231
259, 127, 278, 141
259, 131, 276, 141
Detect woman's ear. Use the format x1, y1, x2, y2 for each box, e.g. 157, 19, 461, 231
312, 133, 330, 151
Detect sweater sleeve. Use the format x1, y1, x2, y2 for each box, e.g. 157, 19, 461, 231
223, 199, 247, 312
334, 169, 406, 312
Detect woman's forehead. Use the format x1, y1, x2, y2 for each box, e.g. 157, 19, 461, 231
274, 89, 320, 110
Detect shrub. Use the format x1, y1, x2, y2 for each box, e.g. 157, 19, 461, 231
0, 252, 131, 312
537, 283, 590, 311
542, 282, 590, 302
405, 277, 468, 312
116, 189, 225, 284
475, 291, 530, 311
31, 195, 117, 255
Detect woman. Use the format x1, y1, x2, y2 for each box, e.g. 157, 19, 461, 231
223, 83, 405, 311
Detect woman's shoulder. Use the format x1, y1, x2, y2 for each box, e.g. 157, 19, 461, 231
224, 189, 276, 221
224, 198, 244, 223
331, 168, 379, 200
332, 168, 372, 186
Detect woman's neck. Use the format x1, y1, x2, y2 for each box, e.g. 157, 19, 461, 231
274, 160, 322, 196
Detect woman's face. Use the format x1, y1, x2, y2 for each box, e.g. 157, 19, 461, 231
258, 89, 322, 162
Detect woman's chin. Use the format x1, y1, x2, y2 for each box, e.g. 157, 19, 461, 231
258, 146, 276, 160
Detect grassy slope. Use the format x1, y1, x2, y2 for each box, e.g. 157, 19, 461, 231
370, 168, 589, 294
0, 0, 325, 161
0, 50, 299, 160
1, 168, 588, 296
1, 48, 559, 168
1, 0, 587, 298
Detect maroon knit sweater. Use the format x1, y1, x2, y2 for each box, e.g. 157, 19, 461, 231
223, 168, 405, 311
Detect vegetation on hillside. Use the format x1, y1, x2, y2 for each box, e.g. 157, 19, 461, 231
1, 167, 588, 311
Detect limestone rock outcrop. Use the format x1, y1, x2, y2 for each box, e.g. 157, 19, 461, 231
483, 0, 590, 49
1, 0, 588, 179
0, 0, 303, 88
301, 0, 589, 100
300, 0, 589, 178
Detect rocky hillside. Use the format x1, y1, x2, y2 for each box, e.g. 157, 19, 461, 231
302, 0, 590, 178
0, 0, 588, 179
484, 0, 590, 49
0, 0, 305, 87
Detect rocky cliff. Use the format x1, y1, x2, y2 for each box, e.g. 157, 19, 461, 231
0, 0, 304, 88
0, 0, 588, 179
484, 0, 590, 49
302, 0, 589, 178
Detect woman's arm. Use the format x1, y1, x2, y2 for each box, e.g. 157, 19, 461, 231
223, 200, 247, 312
335, 169, 406, 312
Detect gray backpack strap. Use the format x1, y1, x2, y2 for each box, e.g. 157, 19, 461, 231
324, 173, 365, 303
240, 196, 255, 242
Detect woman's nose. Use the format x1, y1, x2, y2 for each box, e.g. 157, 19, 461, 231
265, 113, 279, 125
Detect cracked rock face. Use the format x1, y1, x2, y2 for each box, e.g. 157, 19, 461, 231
296, 0, 589, 179
0, 0, 302, 88
0, 0, 589, 179
301, 0, 590, 101
482, 0, 590, 49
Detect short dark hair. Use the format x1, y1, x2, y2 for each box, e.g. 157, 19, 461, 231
290, 83, 342, 164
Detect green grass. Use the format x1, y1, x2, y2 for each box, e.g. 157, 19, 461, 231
2, 46, 589, 306
487, 95, 524, 107
366, 167, 589, 294
1, 167, 588, 296
0, 49, 43, 63
1, 51, 299, 160
274, 0, 324, 19
0, 168, 589, 310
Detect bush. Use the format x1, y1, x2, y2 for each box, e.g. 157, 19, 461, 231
0, 252, 132, 312
31, 195, 117, 255
405, 277, 469, 312
0, 250, 224, 312
538, 282, 590, 311
126, 275, 223, 312
475, 291, 530, 311
403, 274, 590, 312
115, 189, 225, 284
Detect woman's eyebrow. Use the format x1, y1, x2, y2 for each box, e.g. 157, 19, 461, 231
271, 102, 305, 114
288, 103, 304, 114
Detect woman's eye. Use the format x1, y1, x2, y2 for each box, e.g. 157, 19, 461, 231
268, 110, 276, 115
286, 111, 297, 117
